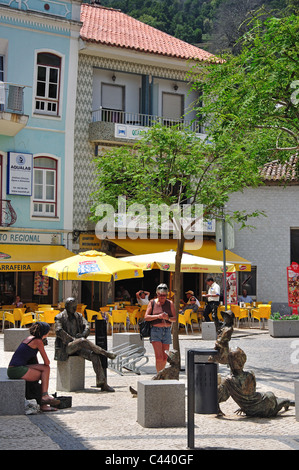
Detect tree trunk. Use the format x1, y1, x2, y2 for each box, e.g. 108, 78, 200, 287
172, 235, 185, 364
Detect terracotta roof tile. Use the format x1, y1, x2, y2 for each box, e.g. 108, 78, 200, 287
80, 4, 216, 61
260, 155, 299, 183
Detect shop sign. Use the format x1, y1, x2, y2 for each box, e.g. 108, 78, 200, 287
287, 262, 299, 314
7, 152, 33, 196
0, 231, 61, 245
115, 124, 149, 140
0, 263, 32, 271
79, 234, 101, 250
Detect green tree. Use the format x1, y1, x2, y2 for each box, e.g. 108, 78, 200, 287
90, 124, 262, 356
190, 14, 299, 163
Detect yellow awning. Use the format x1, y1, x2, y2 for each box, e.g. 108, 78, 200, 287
113, 238, 251, 272
0, 244, 75, 272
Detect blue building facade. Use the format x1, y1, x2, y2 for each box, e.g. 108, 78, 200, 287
0, 0, 81, 304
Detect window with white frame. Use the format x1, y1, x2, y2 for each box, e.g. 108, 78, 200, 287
34, 52, 61, 116
33, 157, 57, 217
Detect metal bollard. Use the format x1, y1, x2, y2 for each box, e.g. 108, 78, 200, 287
95, 319, 108, 375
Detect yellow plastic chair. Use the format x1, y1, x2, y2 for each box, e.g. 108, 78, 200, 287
100, 306, 110, 313
251, 304, 271, 328
77, 304, 87, 315
20, 312, 36, 328
25, 303, 39, 312
107, 310, 127, 333
128, 310, 138, 331
231, 305, 249, 327
85, 309, 103, 327
2, 311, 16, 329
178, 309, 193, 334
38, 309, 60, 325
13, 308, 26, 322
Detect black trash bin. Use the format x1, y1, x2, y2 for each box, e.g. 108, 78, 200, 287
188, 349, 218, 414
95, 319, 108, 375
187, 348, 219, 448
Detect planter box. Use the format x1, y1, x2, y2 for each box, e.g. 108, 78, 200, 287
269, 319, 299, 337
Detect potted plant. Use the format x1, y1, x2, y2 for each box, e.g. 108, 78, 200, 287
269, 312, 299, 337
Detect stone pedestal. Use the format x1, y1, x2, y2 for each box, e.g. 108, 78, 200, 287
56, 356, 85, 392
201, 322, 217, 340
0, 368, 25, 415
137, 380, 185, 427
112, 332, 144, 351
4, 328, 30, 352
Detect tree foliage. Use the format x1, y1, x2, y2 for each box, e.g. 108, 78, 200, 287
190, 13, 299, 165
90, 124, 263, 354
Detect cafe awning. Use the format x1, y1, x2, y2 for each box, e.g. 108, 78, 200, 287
112, 238, 251, 272
0, 244, 75, 272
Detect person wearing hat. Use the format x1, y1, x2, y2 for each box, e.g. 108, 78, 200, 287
182, 290, 200, 307
7, 321, 59, 412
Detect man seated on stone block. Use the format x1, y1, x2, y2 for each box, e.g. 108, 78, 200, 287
54, 297, 116, 392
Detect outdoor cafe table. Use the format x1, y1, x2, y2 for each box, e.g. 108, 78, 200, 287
243, 305, 254, 327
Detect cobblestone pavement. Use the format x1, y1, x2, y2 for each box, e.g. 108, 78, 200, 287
1, 326, 299, 453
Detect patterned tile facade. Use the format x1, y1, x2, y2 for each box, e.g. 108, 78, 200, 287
73, 53, 189, 231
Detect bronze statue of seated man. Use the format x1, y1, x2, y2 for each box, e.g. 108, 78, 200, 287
54, 297, 116, 392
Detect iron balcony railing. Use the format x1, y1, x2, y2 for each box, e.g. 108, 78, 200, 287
91, 108, 201, 134
0, 199, 17, 227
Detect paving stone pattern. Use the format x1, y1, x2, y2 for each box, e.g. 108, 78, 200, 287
1, 328, 299, 451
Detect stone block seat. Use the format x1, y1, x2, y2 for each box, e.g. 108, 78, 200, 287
56, 356, 85, 392
137, 380, 185, 427
0, 368, 25, 415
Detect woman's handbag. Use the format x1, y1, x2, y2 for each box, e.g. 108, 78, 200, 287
138, 319, 151, 339
139, 299, 155, 339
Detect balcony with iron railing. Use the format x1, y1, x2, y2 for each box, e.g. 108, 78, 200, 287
0, 82, 29, 136
0, 199, 17, 227
89, 108, 205, 143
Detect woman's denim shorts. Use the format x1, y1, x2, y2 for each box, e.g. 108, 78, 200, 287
150, 326, 172, 344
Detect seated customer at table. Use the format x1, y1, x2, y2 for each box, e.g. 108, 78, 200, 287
136, 290, 150, 306
238, 289, 253, 304
13, 295, 23, 308
180, 296, 199, 314
181, 290, 200, 307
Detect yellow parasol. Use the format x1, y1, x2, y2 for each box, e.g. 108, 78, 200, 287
42, 250, 143, 282
122, 250, 235, 273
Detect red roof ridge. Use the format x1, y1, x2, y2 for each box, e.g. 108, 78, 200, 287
80, 3, 217, 62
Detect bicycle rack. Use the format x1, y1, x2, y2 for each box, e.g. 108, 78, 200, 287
107, 342, 149, 375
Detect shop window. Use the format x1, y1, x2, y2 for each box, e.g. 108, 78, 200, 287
32, 157, 57, 217
34, 52, 61, 116
238, 267, 257, 298
291, 229, 299, 264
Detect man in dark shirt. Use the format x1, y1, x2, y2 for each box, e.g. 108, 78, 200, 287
54, 297, 116, 392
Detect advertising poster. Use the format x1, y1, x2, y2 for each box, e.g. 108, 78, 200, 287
225, 271, 238, 305
34, 271, 49, 296
287, 262, 299, 314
